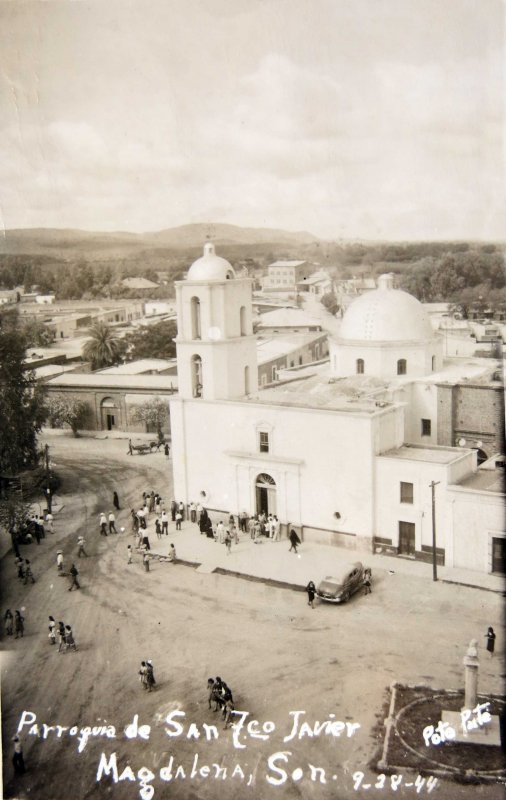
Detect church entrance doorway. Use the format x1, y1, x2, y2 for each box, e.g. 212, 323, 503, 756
255, 473, 276, 517
398, 521, 415, 556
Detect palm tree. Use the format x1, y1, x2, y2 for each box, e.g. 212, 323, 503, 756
82, 322, 124, 370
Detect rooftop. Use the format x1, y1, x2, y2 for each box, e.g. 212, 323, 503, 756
46, 373, 177, 390
98, 358, 176, 375
455, 468, 505, 494
268, 260, 306, 268
379, 444, 469, 464
122, 277, 159, 289
248, 365, 392, 413
257, 307, 322, 328
256, 333, 325, 365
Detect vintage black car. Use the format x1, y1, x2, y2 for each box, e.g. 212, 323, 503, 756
316, 561, 366, 603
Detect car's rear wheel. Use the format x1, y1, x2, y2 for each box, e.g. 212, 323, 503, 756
342, 591, 350, 603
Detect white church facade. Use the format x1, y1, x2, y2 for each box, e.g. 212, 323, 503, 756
170, 245, 505, 576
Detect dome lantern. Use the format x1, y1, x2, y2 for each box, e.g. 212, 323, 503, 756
187, 243, 236, 282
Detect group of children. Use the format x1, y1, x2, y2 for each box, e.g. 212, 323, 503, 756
4, 609, 24, 639
48, 616, 78, 652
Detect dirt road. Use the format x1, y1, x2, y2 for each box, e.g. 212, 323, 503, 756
1, 435, 503, 800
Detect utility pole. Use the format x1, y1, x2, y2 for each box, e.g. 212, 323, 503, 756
430, 480, 440, 582
44, 443, 52, 513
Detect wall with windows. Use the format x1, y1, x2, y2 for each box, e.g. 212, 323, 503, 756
446, 484, 505, 573
330, 338, 443, 380
374, 447, 474, 563
169, 396, 405, 545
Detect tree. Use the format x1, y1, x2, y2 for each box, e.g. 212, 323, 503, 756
123, 319, 177, 361
82, 322, 125, 370
45, 395, 93, 437
320, 292, 339, 315
0, 309, 47, 475
22, 320, 55, 347
129, 397, 169, 440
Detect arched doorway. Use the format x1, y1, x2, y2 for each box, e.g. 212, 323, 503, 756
255, 473, 276, 516
101, 397, 119, 431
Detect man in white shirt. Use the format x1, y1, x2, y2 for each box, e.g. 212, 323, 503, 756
99, 513, 107, 536
108, 512, 117, 534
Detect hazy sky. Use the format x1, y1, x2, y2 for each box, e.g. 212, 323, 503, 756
0, 0, 504, 240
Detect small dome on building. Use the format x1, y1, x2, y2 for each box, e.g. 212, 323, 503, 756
187, 243, 236, 281
339, 273, 434, 342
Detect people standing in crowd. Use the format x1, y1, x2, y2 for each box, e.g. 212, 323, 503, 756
99, 512, 108, 536
216, 521, 225, 543
14, 610, 24, 639
306, 580, 316, 608
113, 490, 120, 510
175, 509, 182, 530
161, 510, 169, 535
137, 507, 147, 530
131, 508, 139, 534
77, 535, 88, 558
23, 559, 35, 585
239, 511, 248, 532
363, 567, 372, 595
149, 491, 155, 513
38, 516, 46, 539
272, 516, 281, 542
170, 500, 177, 522
48, 616, 56, 645
224, 531, 232, 555
248, 517, 256, 540
139, 661, 148, 689
190, 502, 197, 523
146, 660, 156, 691
4, 609, 13, 636
485, 626, 496, 657
155, 518, 162, 539
68, 563, 80, 591
178, 501, 185, 521
108, 511, 117, 534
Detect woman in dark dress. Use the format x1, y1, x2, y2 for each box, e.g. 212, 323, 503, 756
113, 491, 120, 511
306, 581, 316, 608
485, 627, 496, 657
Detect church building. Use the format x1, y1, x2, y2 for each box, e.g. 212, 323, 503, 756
169, 245, 505, 576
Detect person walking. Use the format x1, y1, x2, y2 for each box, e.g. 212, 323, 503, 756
23, 559, 35, 585
146, 660, 156, 691
127, 544, 133, 564
175, 509, 182, 531
58, 621, 66, 652
155, 518, 162, 538
363, 567, 372, 595
289, 528, 301, 553
224, 531, 232, 555
178, 501, 185, 521
139, 661, 148, 689
143, 551, 150, 572
15, 556, 25, 581
56, 550, 65, 576
485, 626, 496, 657
12, 735, 25, 775
108, 512, 117, 534
4, 609, 14, 636
113, 490, 120, 510
68, 563, 80, 591
223, 698, 235, 730
65, 625, 78, 651
164, 443, 170, 457
306, 580, 316, 608
99, 512, 108, 536
77, 535, 88, 557
48, 616, 56, 645
14, 610, 24, 639
46, 510, 54, 533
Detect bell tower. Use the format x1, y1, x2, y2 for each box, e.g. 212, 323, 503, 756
175, 243, 258, 400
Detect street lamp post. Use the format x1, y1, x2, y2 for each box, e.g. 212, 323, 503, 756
44, 443, 52, 514
430, 480, 440, 581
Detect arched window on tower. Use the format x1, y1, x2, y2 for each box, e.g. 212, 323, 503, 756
356, 358, 364, 374
191, 355, 203, 398
190, 297, 201, 340
431, 355, 436, 372
244, 365, 250, 394
240, 305, 247, 336
397, 359, 407, 375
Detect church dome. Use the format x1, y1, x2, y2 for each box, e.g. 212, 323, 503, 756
339, 273, 433, 342
187, 243, 236, 281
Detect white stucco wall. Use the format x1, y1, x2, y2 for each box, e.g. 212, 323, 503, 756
446, 486, 505, 572
170, 398, 404, 542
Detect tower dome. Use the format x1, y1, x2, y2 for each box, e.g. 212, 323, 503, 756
187, 242, 236, 281
339, 274, 433, 342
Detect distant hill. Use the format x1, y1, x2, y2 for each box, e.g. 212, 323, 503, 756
0, 223, 319, 258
